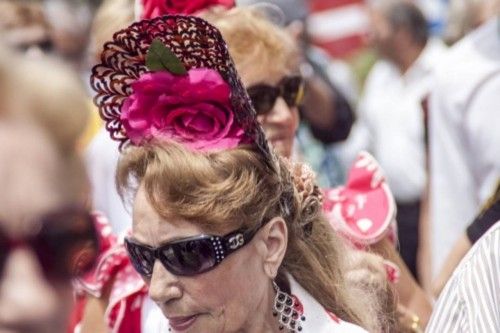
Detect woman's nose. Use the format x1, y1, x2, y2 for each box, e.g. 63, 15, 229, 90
25, 45, 45, 59
0, 248, 71, 330
148, 260, 183, 305
266, 97, 294, 127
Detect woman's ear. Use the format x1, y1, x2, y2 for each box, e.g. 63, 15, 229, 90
258, 217, 288, 279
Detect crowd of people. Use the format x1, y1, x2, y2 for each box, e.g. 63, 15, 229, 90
0, 0, 498, 332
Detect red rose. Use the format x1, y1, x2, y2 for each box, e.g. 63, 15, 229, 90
140, 0, 235, 19
120, 68, 246, 151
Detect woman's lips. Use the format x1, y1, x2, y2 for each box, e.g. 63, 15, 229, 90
168, 314, 199, 331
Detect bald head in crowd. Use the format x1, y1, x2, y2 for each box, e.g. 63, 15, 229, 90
367, 0, 429, 71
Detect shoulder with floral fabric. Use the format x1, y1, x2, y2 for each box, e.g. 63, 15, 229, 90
71, 214, 146, 333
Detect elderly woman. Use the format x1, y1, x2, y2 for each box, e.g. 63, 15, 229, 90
77, 5, 434, 333
83, 10, 385, 332
0, 48, 98, 333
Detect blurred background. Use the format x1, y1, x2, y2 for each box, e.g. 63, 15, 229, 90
0, 0, 461, 87
1, 0, 498, 312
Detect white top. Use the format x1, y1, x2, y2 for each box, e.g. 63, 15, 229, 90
84, 127, 132, 235
142, 296, 169, 333
426, 221, 500, 332
140, 275, 368, 333
428, 17, 500, 277
352, 38, 447, 202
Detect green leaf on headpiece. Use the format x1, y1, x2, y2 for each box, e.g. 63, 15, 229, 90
146, 38, 187, 75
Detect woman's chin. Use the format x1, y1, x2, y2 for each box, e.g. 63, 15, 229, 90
169, 314, 212, 333
270, 140, 292, 159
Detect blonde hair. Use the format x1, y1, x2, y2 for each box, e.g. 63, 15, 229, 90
204, 7, 300, 80
117, 143, 387, 331
89, 0, 134, 63
0, 0, 48, 31
0, 45, 89, 202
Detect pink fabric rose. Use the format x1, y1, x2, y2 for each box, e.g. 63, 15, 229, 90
120, 68, 246, 151
140, 0, 235, 19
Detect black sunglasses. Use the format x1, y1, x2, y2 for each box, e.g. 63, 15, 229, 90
0, 207, 99, 281
247, 75, 304, 116
15, 39, 54, 54
125, 227, 258, 277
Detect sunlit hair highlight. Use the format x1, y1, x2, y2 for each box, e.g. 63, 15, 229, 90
203, 7, 300, 82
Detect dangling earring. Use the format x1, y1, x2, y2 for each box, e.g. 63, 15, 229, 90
272, 281, 306, 332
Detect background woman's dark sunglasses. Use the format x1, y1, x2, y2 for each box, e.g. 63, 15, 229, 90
247, 75, 304, 115
0, 207, 99, 281
125, 227, 258, 277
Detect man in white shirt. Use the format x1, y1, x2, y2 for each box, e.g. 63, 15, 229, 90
428, 15, 500, 278
426, 220, 500, 332
351, 0, 446, 279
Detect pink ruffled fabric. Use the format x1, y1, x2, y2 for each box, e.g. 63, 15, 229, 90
140, 0, 235, 19
322, 152, 400, 284
322, 151, 398, 248
72, 213, 146, 333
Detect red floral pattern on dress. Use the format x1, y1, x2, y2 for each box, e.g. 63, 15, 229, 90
321, 153, 401, 286
71, 213, 146, 333
291, 294, 304, 316
383, 260, 401, 284
140, 0, 235, 19
323, 151, 398, 247
327, 311, 341, 323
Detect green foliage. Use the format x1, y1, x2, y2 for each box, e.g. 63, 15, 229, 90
146, 39, 187, 75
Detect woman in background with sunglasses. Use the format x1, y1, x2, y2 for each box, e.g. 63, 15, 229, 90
210, 8, 431, 331
0, 47, 99, 333
208, 7, 303, 160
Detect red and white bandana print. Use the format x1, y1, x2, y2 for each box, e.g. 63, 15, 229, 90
71, 213, 145, 333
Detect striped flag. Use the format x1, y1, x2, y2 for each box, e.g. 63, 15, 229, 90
308, 0, 369, 59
